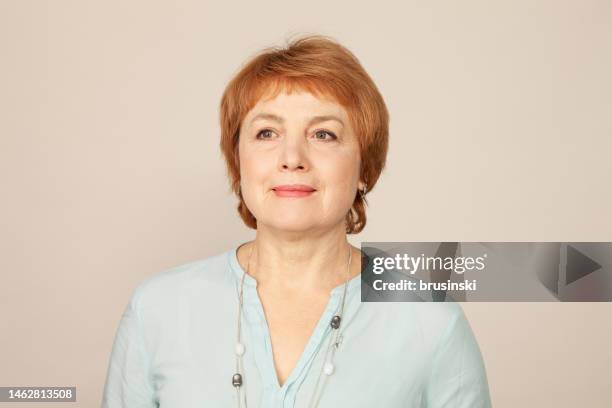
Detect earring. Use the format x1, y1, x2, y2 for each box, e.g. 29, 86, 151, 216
360, 183, 367, 198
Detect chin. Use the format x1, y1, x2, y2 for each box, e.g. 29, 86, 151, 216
262, 217, 320, 233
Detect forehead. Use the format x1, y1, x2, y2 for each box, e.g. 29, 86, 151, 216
244, 89, 349, 124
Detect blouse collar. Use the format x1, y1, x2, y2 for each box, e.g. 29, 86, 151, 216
228, 242, 362, 297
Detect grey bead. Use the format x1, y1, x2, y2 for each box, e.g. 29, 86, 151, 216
232, 373, 242, 387
330, 315, 341, 329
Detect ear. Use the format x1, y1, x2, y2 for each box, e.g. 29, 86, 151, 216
358, 180, 366, 191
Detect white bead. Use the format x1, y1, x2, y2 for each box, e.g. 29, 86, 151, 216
323, 362, 334, 376
235, 343, 245, 356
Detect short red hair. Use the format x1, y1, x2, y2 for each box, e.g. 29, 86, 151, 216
219, 34, 389, 234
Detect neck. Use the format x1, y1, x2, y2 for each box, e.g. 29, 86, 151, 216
238, 224, 360, 294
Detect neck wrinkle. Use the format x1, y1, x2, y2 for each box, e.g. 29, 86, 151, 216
241, 226, 359, 294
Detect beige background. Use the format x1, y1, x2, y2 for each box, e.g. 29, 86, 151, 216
1, 1, 611, 406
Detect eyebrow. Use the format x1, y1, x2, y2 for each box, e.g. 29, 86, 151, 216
248, 113, 345, 127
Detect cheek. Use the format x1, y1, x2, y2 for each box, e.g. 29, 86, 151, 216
238, 152, 277, 208
322, 149, 360, 179
318, 156, 360, 197
239, 149, 270, 181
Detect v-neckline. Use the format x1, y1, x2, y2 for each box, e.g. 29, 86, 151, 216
228, 243, 362, 392
246, 281, 342, 391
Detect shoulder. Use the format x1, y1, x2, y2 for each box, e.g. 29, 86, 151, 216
407, 301, 466, 340
129, 248, 235, 312
370, 300, 467, 350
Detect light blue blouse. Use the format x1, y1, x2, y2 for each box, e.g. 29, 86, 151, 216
102, 244, 492, 407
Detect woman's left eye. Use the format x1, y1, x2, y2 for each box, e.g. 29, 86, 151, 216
314, 130, 337, 141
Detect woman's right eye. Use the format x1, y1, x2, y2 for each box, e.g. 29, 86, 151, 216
256, 129, 275, 140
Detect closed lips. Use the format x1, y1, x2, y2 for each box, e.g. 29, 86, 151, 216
272, 185, 316, 192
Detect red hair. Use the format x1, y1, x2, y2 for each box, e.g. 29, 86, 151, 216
219, 34, 389, 234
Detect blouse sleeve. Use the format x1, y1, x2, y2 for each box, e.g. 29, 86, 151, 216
423, 306, 493, 408
101, 289, 157, 408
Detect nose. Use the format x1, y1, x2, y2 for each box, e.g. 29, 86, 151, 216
278, 132, 309, 172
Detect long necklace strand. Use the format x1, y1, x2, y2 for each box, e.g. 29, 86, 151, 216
233, 244, 353, 408
236, 270, 248, 407
307, 260, 350, 408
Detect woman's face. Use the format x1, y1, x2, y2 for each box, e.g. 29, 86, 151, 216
238, 90, 363, 233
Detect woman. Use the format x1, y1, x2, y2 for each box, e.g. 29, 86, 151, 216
102, 35, 492, 407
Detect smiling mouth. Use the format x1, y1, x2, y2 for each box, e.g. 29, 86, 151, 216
272, 184, 316, 192
272, 187, 316, 197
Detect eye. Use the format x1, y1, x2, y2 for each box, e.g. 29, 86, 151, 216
313, 130, 337, 141
255, 129, 276, 140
